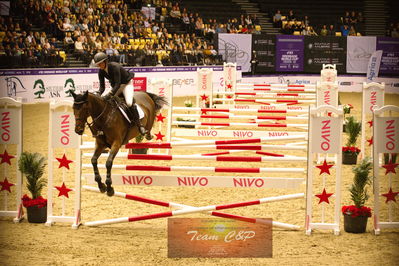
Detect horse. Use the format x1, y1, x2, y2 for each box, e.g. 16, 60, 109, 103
71, 90, 168, 196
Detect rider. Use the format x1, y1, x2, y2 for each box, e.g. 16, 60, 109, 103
93, 52, 148, 136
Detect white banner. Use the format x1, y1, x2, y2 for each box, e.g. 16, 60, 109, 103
311, 117, 341, 154
218, 34, 252, 72
51, 111, 79, 149
0, 67, 242, 102
0, 108, 20, 145
375, 117, 399, 153
366, 50, 383, 81
347, 36, 377, 73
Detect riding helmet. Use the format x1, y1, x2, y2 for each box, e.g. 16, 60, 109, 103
93, 52, 108, 65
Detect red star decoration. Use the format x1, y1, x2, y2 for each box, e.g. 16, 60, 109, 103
155, 131, 165, 141
226, 94, 233, 99
367, 137, 373, 146
381, 187, 399, 203
315, 188, 334, 204
316, 159, 334, 175
56, 154, 73, 170
0, 178, 14, 193
382, 159, 399, 175
200, 94, 208, 101
201, 110, 208, 115
156, 113, 166, 123
55, 182, 73, 198
0, 150, 15, 165
367, 120, 373, 127
226, 84, 232, 89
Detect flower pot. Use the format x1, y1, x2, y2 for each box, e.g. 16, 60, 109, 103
131, 148, 148, 154
26, 205, 47, 223
343, 214, 368, 233
342, 152, 358, 165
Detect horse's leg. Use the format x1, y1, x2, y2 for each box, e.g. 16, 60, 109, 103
105, 142, 121, 196
92, 141, 107, 193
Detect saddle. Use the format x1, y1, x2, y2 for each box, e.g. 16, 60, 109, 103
112, 96, 138, 124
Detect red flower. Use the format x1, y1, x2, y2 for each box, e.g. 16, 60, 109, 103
342, 146, 361, 154
22, 194, 47, 208
342, 205, 372, 217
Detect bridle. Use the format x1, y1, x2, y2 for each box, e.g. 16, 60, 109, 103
74, 97, 110, 137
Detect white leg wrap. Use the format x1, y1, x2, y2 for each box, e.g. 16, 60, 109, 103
123, 81, 134, 107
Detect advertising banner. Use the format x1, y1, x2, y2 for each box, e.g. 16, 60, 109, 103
346, 36, 376, 73
275, 35, 304, 72
252, 34, 275, 73
376, 37, 399, 75
0, 66, 242, 102
218, 34, 252, 72
304, 36, 346, 73
366, 50, 383, 81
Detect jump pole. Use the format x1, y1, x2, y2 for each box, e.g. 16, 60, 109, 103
127, 154, 307, 162
82, 164, 306, 174
172, 107, 309, 114
84, 192, 304, 227
125, 135, 307, 148
83, 185, 301, 230
125, 143, 307, 151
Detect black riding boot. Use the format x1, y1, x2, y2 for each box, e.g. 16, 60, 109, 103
129, 104, 148, 136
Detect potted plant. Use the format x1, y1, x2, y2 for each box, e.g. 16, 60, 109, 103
342, 158, 372, 233
131, 134, 148, 154
18, 152, 47, 223
177, 99, 195, 128
342, 116, 361, 165
342, 104, 353, 132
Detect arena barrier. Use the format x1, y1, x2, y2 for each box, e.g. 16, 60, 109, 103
0, 97, 23, 222
45, 100, 81, 229
83, 185, 303, 230
372, 105, 399, 235
360, 82, 385, 160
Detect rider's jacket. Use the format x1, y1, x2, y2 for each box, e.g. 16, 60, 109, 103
98, 62, 134, 95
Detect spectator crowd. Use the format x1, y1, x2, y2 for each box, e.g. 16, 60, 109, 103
0, 0, 261, 68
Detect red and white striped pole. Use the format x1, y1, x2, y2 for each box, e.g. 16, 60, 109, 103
127, 154, 307, 162
84, 191, 304, 227
125, 143, 306, 151
82, 164, 306, 173
82, 186, 301, 230
125, 135, 306, 149
172, 107, 309, 114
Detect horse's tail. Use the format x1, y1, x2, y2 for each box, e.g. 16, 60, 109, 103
146, 92, 169, 112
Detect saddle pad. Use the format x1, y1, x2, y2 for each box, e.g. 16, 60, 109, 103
137, 104, 145, 119
118, 104, 145, 123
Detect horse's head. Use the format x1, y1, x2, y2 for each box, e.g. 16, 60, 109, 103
71, 90, 90, 135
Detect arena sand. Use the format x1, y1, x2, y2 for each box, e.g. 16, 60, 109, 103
0, 92, 398, 266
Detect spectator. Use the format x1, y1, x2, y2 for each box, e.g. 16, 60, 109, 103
287, 10, 296, 21
341, 25, 350, 36
320, 25, 328, 36
273, 10, 282, 28
349, 26, 357, 36
328, 24, 336, 36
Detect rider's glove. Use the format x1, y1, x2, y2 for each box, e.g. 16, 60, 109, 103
103, 92, 114, 101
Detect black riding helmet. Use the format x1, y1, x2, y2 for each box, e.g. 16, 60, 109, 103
93, 52, 108, 66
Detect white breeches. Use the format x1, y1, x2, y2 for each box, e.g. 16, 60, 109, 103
120, 80, 134, 107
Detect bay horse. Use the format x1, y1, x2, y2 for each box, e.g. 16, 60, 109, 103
71, 90, 168, 196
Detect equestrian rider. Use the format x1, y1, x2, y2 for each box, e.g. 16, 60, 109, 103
93, 52, 147, 136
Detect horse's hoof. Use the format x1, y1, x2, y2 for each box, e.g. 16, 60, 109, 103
107, 187, 115, 197
98, 183, 106, 193
145, 133, 153, 141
